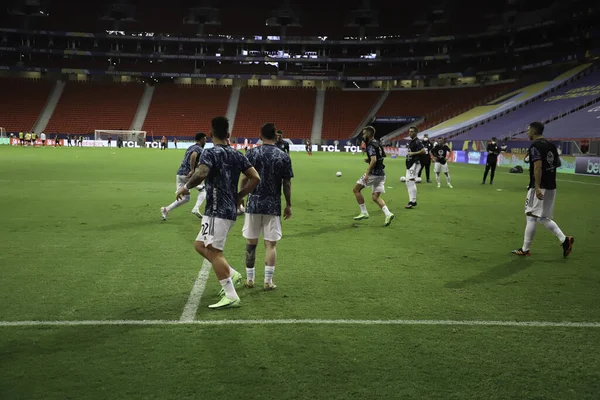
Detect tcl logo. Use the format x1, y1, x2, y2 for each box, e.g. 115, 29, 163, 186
320, 145, 340, 152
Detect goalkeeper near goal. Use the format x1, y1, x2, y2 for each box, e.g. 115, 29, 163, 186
161, 132, 208, 220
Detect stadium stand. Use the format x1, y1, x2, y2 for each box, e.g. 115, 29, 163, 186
143, 84, 231, 138
450, 69, 600, 140
45, 81, 144, 134
321, 90, 381, 140
380, 83, 515, 140
514, 102, 600, 140
233, 87, 316, 140
0, 78, 53, 133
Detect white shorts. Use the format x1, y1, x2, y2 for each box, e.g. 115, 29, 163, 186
524, 188, 556, 218
176, 175, 205, 191
356, 174, 386, 193
434, 162, 449, 174
405, 163, 421, 180
196, 216, 235, 251
242, 214, 282, 241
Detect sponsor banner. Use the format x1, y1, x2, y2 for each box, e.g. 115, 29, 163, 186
373, 116, 420, 123
383, 147, 408, 157
10, 138, 66, 146
0, 138, 9, 145
575, 156, 600, 176
319, 144, 363, 153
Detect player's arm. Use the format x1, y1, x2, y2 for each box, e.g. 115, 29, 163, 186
177, 164, 209, 199
430, 149, 438, 162
238, 167, 260, 203
187, 152, 198, 177
283, 178, 292, 219
533, 160, 543, 199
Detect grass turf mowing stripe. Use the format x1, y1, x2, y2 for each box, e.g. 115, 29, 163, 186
1, 319, 599, 328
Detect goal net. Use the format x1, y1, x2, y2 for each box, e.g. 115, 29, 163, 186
94, 130, 146, 146
0, 127, 6, 138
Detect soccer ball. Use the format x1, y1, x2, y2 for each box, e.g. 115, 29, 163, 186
415, 177, 422, 183
237, 204, 245, 215
400, 176, 407, 182
336, 171, 342, 177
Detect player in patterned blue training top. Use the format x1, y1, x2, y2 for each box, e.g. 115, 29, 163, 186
275, 130, 290, 154
176, 117, 260, 309
352, 126, 395, 226
512, 121, 574, 258
161, 132, 206, 221
431, 137, 453, 189
242, 123, 294, 291
404, 126, 426, 209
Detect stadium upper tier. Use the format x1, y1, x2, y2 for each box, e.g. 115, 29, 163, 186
0, 0, 528, 38
513, 103, 600, 139
450, 69, 600, 140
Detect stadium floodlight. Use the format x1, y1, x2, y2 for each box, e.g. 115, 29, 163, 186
94, 129, 146, 146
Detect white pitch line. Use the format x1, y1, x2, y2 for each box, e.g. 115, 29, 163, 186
179, 259, 212, 321
0, 319, 599, 328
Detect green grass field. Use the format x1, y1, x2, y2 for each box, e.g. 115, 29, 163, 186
1, 146, 600, 399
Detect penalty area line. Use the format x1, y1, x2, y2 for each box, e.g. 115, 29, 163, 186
1, 319, 599, 328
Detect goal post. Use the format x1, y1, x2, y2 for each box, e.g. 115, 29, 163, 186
0, 127, 6, 138
94, 130, 147, 147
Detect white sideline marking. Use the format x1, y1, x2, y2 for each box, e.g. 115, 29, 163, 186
179, 259, 212, 321
0, 319, 599, 328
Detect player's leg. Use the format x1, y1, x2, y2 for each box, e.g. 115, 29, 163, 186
263, 215, 282, 290
490, 162, 497, 184
536, 190, 574, 257
242, 214, 261, 287
444, 165, 452, 188
405, 164, 420, 208
425, 161, 432, 183
195, 217, 241, 308
482, 163, 491, 183
513, 189, 539, 256
191, 186, 206, 218
434, 162, 441, 187
161, 176, 190, 220
372, 178, 394, 225
353, 177, 369, 219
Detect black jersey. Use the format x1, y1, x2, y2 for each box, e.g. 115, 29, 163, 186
528, 138, 560, 190
406, 138, 424, 168
486, 143, 501, 164
432, 145, 451, 165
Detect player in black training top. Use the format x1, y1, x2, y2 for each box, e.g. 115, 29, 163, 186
482, 137, 501, 184
242, 123, 294, 291
404, 126, 426, 209
352, 126, 395, 226
418, 133, 433, 183
512, 121, 574, 258
305, 139, 312, 156
176, 116, 261, 309
275, 130, 290, 154
431, 138, 453, 188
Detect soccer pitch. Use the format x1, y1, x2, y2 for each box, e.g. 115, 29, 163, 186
1, 146, 599, 399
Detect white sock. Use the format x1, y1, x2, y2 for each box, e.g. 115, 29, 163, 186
246, 268, 255, 282
193, 190, 206, 211
436, 174, 440, 185
359, 203, 368, 214
522, 216, 537, 251
165, 195, 190, 212
382, 205, 391, 217
229, 266, 239, 277
445, 173, 451, 184
406, 180, 417, 202
265, 266, 275, 284
540, 218, 566, 243
219, 277, 238, 299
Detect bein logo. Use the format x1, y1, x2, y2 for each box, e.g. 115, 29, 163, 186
588, 160, 600, 175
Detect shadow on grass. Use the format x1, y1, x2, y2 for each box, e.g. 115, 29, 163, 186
285, 222, 362, 238
445, 258, 534, 289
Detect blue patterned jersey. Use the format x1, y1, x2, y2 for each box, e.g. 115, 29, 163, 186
199, 145, 252, 221
245, 144, 294, 216
177, 144, 203, 176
